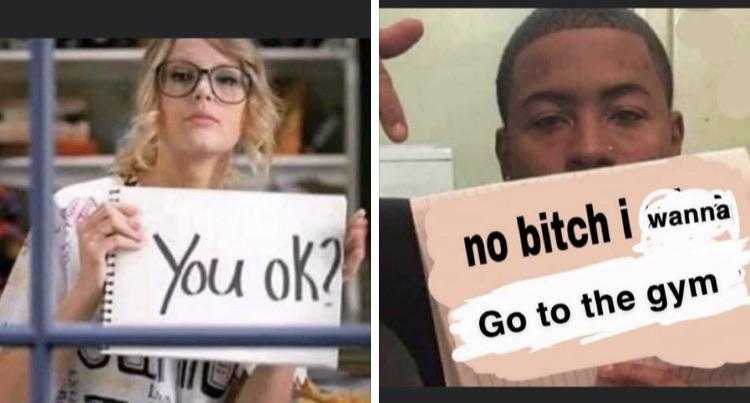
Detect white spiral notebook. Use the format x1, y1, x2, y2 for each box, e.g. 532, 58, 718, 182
100, 186, 346, 368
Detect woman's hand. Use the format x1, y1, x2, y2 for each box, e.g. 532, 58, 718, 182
343, 209, 368, 281
75, 202, 144, 301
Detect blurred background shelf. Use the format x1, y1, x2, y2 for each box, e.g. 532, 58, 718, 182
0, 47, 354, 83
0, 46, 353, 62
0, 154, 351, 190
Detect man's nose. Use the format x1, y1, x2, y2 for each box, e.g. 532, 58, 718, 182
566, 113, 615, 172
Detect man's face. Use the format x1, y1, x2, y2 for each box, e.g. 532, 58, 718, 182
497, 28, 684, 180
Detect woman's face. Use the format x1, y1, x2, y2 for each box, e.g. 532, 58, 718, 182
158, 39, 247, 160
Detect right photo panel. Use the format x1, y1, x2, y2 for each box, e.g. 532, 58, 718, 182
379, 7, 750, 393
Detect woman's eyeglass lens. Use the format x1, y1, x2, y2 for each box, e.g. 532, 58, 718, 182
157, 61, 252, 104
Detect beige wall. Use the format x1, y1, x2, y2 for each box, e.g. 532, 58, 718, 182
380, 8, 750, 189
673, 9, 750, 154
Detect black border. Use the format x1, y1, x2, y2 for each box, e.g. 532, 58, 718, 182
360, 39, 371, 216
382, 387, 750, 402
381, 0, 750, 7
1, 2, 370, 38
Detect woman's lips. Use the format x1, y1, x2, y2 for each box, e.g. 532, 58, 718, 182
186, 113, 219, 127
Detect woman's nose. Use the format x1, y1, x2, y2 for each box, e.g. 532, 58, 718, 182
193, 73, 213, 100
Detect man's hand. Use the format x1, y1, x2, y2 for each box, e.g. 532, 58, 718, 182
380, 18, 424, 142
595, 360, 688, 386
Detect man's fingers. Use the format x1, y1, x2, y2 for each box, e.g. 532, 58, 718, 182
380, 18, 424, 59
380, 61, 408, 142
379, 18, 422, 142
596, 363, 687, 386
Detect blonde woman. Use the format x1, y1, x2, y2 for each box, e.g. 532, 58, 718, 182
0, 38, 368, 403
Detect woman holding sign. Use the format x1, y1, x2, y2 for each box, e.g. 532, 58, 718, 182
0, 39, 367, 403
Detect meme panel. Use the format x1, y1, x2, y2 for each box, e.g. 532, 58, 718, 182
380, 9, 750, 387
0, 39, 370, 402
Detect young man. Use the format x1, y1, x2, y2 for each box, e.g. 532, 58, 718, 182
494, 9, 683, 181
380, 9, 749, 386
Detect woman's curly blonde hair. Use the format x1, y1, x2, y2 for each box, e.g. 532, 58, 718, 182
113, 39, 280, 185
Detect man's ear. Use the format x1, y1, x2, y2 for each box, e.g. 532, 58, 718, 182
668, 111, 685, 156
495, 126, 510, 180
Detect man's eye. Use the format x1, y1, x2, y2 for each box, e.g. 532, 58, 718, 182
610, 110, 645, 126
533, 115, 568, 131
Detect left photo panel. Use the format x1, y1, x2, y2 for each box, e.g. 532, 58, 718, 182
0, 38, 370, 402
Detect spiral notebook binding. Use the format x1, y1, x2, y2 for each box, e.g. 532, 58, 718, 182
100, 188, 122, 327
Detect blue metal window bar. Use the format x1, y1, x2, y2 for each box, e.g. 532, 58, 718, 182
0, 39, 370, 403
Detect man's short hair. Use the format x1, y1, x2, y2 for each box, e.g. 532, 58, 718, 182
496, 8, 673, 124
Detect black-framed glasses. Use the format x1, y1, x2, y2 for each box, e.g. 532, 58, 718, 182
156, 60, 253, 104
